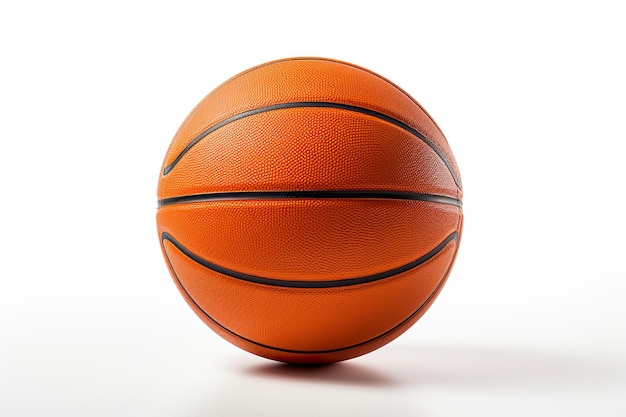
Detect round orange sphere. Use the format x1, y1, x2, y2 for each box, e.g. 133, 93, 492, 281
156, 57, 463, 364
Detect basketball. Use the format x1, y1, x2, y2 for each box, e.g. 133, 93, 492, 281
156, 57, 463, 364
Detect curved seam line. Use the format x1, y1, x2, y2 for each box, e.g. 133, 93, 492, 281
162, 239, 456, 354
157, 191, 463, 208
162, 101, 462, 189
161, 231, 457, 289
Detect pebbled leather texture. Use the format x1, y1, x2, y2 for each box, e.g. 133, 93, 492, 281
156, 57, 463, 364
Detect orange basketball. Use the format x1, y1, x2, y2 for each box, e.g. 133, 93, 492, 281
156, 58, 463, 364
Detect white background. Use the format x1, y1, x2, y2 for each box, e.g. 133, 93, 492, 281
1, 1, 625, 416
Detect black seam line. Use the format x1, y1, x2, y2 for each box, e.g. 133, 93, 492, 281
162, 237, 455, 355
162, 101, 462, 189
157, 190, 462, 208
161, 231, 457, 289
